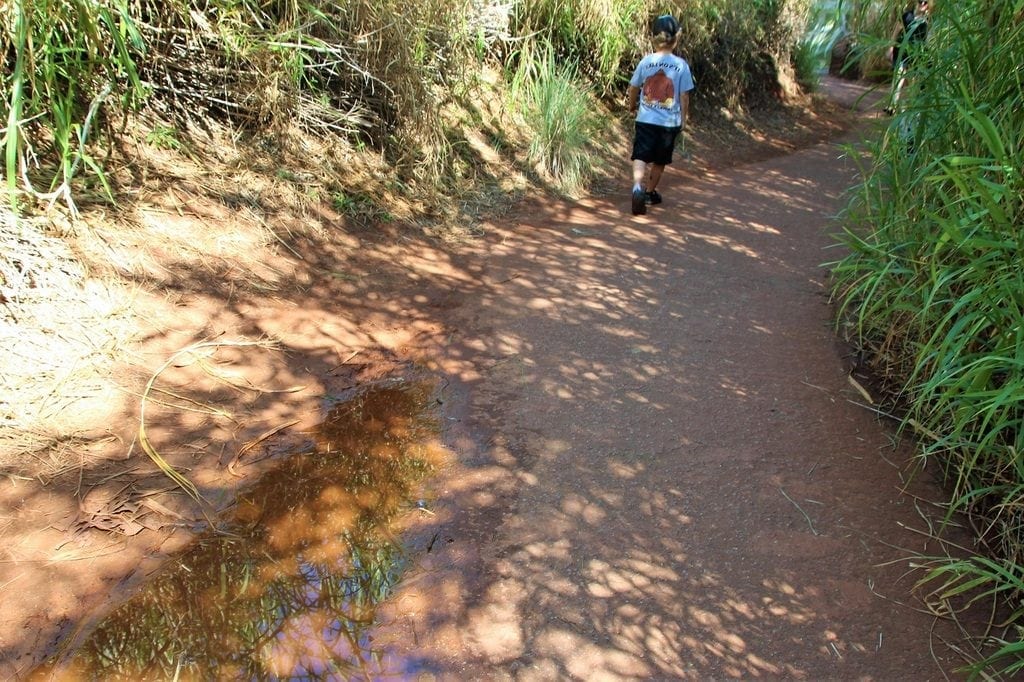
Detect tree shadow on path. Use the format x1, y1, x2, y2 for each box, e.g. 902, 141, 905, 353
370, 78, 980, 680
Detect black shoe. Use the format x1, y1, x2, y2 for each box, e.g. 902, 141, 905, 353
646, 190, 662, 205
631, 189, 647, 215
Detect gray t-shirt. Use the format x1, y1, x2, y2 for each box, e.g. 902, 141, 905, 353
630, 53, 695, 128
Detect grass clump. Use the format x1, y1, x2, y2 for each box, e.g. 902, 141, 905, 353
792, 36, 821, 91
680, 0, 812, 110
1, 0, 146, 211
2, 0, 477, 212
511, 42, 600, 195
830, 0, 1024, 675
509, 0, 648, 96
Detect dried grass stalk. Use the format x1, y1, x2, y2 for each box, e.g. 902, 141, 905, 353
0, 208, 134, 468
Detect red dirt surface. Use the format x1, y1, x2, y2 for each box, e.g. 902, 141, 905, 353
2, 77, 983, 680
361, 77, 982, 680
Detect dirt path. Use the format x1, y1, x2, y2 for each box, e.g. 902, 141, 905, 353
3, 78, 977, 679
365, 78, 972, 679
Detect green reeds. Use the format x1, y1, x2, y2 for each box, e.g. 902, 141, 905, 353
915, 552, 1024, 679
1, 0, 145, 211
793, 36, 821, 91
831, 0, 1024, 674
512, 41, 599, 195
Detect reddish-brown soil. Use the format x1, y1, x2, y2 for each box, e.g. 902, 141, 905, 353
2, 77, 984, 679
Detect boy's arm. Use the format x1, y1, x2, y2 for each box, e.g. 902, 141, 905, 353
682, 91, 690, 125
628, 85, 640, 113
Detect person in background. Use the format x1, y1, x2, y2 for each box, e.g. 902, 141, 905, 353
627, 14, 695, 216
886, 0, 931, 114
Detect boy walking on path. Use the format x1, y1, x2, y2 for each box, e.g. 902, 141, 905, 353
628, 14, 695, 216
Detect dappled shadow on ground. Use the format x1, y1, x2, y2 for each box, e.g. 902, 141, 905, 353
123, 122, 972, 677
353, 137, 977, 679
0, 80, 977, 679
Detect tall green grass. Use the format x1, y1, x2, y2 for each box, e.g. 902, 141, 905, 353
802, 0, 847, 76
1, 0, 145, 210
793, 36, 822, 91
511, 42, 599, 194
831, 0, 1024, 674
510, 0, 648, 96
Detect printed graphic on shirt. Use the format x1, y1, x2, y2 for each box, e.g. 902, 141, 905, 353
642, 69, 675, 108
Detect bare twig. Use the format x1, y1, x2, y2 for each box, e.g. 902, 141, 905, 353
227, 419, 301, 476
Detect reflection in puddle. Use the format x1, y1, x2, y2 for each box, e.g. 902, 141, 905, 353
38, 380, 449, 680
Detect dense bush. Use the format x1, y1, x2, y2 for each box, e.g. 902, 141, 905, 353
831, 0, 1024, 675
835, 0, 905, 81
1, 0, 479, 206
674, 0, 811, 107
508, 0, 649, 96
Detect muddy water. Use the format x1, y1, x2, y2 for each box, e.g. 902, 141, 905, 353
35, 379, 450, 681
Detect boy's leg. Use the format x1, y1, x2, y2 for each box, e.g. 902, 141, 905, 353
643, 163, 666, 205
632, 159, 648, 189
647, 164, 666, 192
891, 62, 908, 110
644, 126, 678, 205
631, 159, 648, 215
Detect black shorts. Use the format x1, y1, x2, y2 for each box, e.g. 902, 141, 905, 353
631, 122, 682, 165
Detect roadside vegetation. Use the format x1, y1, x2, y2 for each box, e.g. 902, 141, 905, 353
830, 0, 1024, 676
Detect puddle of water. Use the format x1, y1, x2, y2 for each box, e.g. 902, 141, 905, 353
34, 379, 451, 681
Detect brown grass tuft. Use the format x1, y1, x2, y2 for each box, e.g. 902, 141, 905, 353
0, 209, 136, 469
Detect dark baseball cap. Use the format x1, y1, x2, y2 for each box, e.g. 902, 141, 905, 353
653, 14, 679, 36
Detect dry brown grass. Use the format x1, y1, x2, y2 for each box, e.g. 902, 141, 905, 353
0, 209, 136, 469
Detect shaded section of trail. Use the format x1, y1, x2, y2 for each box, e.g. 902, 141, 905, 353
381, 80, 970, 679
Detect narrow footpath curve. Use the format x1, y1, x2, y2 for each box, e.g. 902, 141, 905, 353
376, 78, 970, 680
